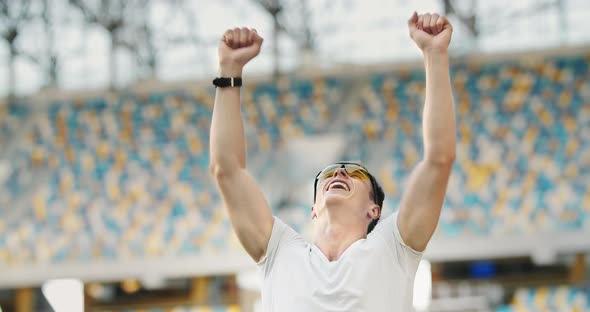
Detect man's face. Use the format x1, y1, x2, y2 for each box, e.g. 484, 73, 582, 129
311, 164, 380, 226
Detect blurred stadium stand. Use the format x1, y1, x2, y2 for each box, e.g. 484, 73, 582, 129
0, 48, 589, 311
496, 285, 590, 311
344, 54, 590, 236
0, 76, 349, 266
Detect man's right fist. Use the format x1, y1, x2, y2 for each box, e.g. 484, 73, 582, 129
218, 27, 263, 69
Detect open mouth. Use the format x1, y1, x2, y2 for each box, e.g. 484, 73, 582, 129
326, 180, 350, 192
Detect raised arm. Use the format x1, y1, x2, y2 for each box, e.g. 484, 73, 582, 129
397, 13, 456, 252
209, 27, 274, 262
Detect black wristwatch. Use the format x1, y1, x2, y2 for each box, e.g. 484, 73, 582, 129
212, 77, 242, 88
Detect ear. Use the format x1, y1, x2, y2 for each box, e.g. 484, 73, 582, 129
367, 204, 380, 220
311, 205, 317, 219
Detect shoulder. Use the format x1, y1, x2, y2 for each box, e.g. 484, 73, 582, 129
270, 217, 305, 244
369, 212, 423, 270
257, 216, 307, 264
370, 211, 401, 240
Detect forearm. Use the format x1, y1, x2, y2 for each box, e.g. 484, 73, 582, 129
422, 49, 456, 163
209, 65, 246, 173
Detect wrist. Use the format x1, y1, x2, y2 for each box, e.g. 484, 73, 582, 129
423, 48, 449, 67
218, 63, 244, 77
422, 47, 449, 58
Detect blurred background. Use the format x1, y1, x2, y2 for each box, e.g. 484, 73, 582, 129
0, 0, 589, 311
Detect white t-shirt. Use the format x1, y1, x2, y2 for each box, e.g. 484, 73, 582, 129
257, 212, 423, 312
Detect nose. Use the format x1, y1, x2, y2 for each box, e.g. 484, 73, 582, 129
333, 167, 348, 178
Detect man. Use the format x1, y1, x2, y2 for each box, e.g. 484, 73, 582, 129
210, 11, 456, 311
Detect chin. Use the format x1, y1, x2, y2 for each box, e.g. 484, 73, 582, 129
324, 194, 350, 206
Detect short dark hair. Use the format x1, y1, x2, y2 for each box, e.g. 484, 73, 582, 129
365, 169, 385, 234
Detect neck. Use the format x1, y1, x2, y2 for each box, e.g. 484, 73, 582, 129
313, 218, 367, 262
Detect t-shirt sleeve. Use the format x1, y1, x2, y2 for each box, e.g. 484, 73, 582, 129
256, 216, 300, 278
371, 211, 423, 276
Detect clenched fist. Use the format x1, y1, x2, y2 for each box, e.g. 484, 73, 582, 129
408, 12, 452, 53
218, 27, 263, 73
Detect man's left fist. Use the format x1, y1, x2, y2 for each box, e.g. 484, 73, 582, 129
408, 12, 453, 53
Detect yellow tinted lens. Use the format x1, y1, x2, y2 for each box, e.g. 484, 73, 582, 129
318, 164, 339, 181
318, 164, 370, 182
346, 166, 370, 181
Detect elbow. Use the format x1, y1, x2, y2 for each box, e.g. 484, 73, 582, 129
209, 157, 241, 180
424, 147, 456, 167
209, 162, 224, 179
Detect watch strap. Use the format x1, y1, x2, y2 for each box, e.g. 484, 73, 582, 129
212, 77, 242, 88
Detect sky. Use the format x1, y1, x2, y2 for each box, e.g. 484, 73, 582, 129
1, 0, 589, 96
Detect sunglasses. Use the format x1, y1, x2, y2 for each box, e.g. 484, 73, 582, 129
313, 162, 378, 204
